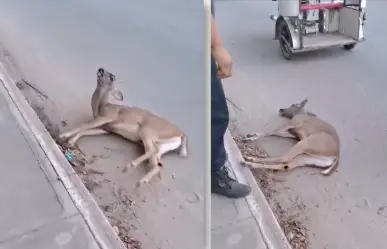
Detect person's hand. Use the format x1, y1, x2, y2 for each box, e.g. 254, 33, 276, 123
212, 45, 233, 79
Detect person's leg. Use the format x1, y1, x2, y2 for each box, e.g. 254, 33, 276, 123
211, 57, 251, 198
211, 57, 228, 173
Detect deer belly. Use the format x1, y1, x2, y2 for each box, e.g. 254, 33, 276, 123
108, 123, 141, 141
158, 137, 182, 155
305, 155, 335, 167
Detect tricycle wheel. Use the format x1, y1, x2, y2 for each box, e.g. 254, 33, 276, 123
343, 43, 356, 50
278, 20, 293, 60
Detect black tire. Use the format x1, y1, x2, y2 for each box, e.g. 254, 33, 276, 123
343, 43, 356, 50
278, 20, 293, 60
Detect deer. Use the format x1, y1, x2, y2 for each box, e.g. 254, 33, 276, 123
240, 98, 340, 176
59, 68, 188, 186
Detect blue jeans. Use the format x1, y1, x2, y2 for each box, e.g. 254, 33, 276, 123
211, 57, 229, 173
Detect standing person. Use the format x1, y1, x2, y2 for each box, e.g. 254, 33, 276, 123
211, 0, 251, 198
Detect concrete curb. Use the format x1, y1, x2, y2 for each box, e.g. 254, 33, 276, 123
224, 130, 292, 249
0, 63, 126, 249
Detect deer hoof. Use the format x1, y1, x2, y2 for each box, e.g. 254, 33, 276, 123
242, 137, 252, 142
59, 132, 71, 140
242, 136, 256, 142
244, 156, 259, 162
67, 139, 76, 147
240, 159, 248, 167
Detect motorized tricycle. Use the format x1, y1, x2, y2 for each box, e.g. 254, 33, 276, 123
270, 0, 366, 59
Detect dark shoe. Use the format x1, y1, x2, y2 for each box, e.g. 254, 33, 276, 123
212, 167, 251, 198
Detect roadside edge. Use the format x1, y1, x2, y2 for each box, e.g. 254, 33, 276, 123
224, 130, 292, 249
0, 63, 126, 249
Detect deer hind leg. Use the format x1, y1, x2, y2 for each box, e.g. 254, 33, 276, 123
287, 154, 337, 172
150, 137, 184, 180
136, 136, 184, 184
124, 139, 158, 171
59, 116, 113, 140
157, 136, 186, 161
243, 125, 297, 142
67, 129, 108, 146
136, 142, 161, 186
243, 154, 336, 174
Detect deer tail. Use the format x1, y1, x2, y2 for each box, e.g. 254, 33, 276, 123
181, 134, 188, 149
321, 157, 339, 176
179, 134, 188, 157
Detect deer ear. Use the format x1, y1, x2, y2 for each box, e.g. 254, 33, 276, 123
109, 73, 115, 82
112, 89, 123, 101
300, 98, 308, 107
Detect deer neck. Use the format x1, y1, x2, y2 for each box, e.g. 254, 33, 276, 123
298, 109, 317, 117
91, 87, 111, 118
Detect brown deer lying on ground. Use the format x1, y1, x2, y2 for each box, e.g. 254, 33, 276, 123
240, 98, 340, 175
59, 68, 188, 186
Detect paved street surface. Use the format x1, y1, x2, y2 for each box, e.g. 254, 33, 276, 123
216, 0, 387, 248
0, 83, 100, 248
0, 1, 205, 249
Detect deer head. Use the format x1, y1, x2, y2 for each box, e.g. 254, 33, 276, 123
91, 68, 123, 118
96, 68, 123, 101
279, 98, 313, 119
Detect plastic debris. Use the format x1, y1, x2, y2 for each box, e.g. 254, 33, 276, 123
65, 151, 75, 161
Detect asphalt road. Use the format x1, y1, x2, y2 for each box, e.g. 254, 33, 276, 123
216, 1, 387, 248
0, 1, 205, 249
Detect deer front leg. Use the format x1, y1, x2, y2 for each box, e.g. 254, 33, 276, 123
243, 154, 287, 164
243, 125, 297, 142
241, 161, 287, 170
59, 116, 113, 140
242, 139, 308, 165
241, 154, 309, 171
67, 128, 108, 146
242, 155, 286, 166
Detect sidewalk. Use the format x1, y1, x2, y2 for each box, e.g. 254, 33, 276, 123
211, 132, 292, 249
0, 69, 124, 248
